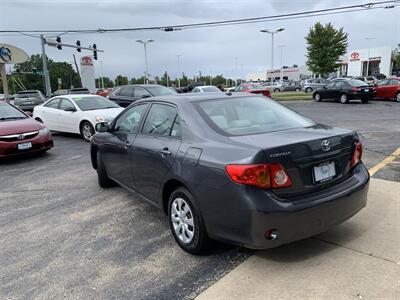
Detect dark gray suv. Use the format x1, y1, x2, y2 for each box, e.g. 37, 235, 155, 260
91, 93, 369, 254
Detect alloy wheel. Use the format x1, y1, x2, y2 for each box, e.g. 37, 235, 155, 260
82, 124, 93, 140
170, 197, 195, 244
340, 94, 348, 104
314, 93, 321, 102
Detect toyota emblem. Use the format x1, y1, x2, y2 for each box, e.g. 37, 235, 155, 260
321, 140, 331, 152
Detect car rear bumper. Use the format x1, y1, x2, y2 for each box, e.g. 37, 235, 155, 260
201, 163, 369, 249
0, 133, 53, 158
349, 91, 376, 100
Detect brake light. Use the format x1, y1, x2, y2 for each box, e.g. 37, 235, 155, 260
350, 142, 363, 168
225, 164, 292, 189
351, 87, 359, 92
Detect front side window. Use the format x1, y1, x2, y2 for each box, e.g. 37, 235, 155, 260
389, 79, 400, 85
73, 96, 119, 111
142, 104, 180, 137
60, 99, 75, 110
196, 96, 314, 136
45, 98, 61, 109
325, 83, 335, 89
376, 80, 389, 86
134, 87, 151, 98
118, 86, 133, 97
114, 104, 147, 133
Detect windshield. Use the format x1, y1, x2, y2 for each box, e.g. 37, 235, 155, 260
72, 96, 120, 111
16, 92, 39, 98
145, 86, 177, 96
247, 84, 264, 90
202, 86, 221, 92
349, 80, 369, 87
69, 89, 90, 94
196, 96, 314, 136
0, 104, 27, 120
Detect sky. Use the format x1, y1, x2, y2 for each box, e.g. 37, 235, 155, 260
1, 0, 399, 80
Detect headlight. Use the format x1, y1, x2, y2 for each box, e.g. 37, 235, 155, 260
95, 116, 112, 123
38, 127, 49, 135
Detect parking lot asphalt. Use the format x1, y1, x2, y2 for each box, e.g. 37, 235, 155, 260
0, 100, 399, 299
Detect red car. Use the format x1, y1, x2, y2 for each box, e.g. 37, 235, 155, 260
0, 102, 53, 158
96, 88, 113, 98
374, 77, 400, 102
231, 83, 271, 98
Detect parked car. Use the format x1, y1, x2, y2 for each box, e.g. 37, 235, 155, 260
231, 83, 271, 97
373, 77, 400, 102
52, 89, 69, 97
0, 94, 5, 101
96, 88, 113, 98
372, 73, 386, 80
190, 86, 222, 93
273, 82, 302, 92
0, 101, 53, 158
108, 84, 177, 107
68, 88, 91, 95
91, 93, 369, 254
14, 90, 46, 111
33, 94, 124, 141
313, 79, 375, 104
302, 78, 329, 93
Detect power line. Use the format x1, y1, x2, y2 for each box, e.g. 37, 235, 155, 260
0, 0, 397, 36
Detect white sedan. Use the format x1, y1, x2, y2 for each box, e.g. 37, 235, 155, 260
33, 94, 124, 141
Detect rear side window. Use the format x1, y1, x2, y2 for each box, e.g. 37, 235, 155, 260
142, 104, 180, 137
60, 99, 75, 110
134, 87, 151, 98
195, 96, 314, 136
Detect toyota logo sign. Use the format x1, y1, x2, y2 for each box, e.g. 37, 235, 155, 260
80, 56, 93, 66
350, 52, 360, 61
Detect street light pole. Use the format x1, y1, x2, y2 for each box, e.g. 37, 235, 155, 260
277, 45, 286, 82
177, 54, 182, 88
260, 28, 285, 89
136, 39, 154, 84
100, 60, 105, 89
40, 34, 52, 97
365, 37, 376, 76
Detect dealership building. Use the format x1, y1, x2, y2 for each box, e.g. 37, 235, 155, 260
246, 65, 312, 82
339, 46, 397, 77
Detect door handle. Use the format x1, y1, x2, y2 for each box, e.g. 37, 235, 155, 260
159, 148, 172, 156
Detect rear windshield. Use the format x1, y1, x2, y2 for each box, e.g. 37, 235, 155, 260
195, 96, 314, 136
349, 80, 369, 87
0, 104, 27, 120
72, 96, 120, 111
69, 89, 90, 94
16, 92, 39, 98
145, 85, 177, 96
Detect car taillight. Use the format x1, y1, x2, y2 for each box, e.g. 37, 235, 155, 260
350, 142, 363, 168
351, 87, 359, 92
225, 164, 292, 189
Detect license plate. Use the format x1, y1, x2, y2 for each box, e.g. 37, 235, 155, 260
364, 89, 370, 92
313, 162, 336, 182
18, 142, 32, 150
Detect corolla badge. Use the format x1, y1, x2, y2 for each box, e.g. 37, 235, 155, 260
321, 140, 331, 152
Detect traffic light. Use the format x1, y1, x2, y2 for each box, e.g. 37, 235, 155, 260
76, 40, 81, 52
56, 36, 62, 50
32, 68, 37, 75
93, 44, 97, 60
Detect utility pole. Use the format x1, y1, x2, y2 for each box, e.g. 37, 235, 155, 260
260, 28, 285, 88
100, 60, 105, 88
177, 54, 182, 88
234, 57, 238, 86
40, 34, 52, 97
136, 39, 153, 84
278, 45, 286, 82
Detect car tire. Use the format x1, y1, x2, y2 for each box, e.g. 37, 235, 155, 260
274, 88, 280, 93
305, 87, 312, 93
314, 93, 322, 102
96, 152, 115, 188
80, 121, 95, 142
295, 88, 301, 92
340, 94, 349, 104
168, 187, 209, 255
361, 98, 369, 104
396, 92, 400, 103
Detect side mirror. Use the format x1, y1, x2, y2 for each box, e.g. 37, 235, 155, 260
95, 122, 109, 133
64, 107, 77, 112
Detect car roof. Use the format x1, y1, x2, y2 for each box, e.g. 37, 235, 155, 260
134, 92, 257, 105
116, 84, 164, 88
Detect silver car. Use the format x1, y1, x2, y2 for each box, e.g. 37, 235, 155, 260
14, 90, 46, 111
302, 78, 329, 93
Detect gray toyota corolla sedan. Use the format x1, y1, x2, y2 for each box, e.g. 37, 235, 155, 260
90, 93, 369, 254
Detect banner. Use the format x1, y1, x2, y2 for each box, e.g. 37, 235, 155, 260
80, 55, 96, 92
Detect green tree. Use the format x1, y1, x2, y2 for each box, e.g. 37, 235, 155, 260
305, 22, 348, 76
12, 54, 80, 93
115, 75, 128, 86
